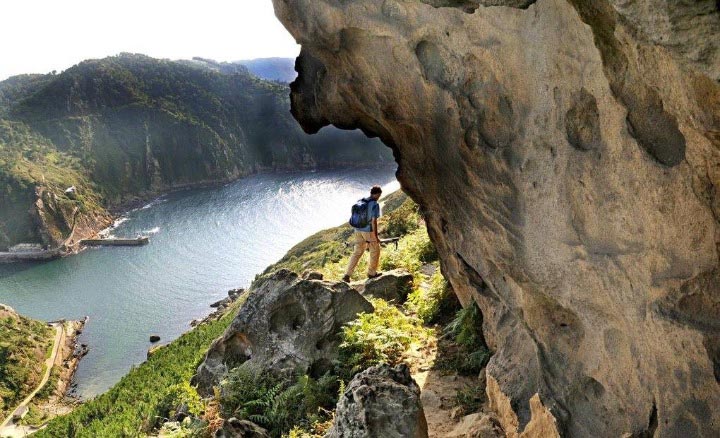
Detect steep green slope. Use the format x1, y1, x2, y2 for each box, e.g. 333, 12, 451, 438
0, 304, 55, 419
0, 53, 392, 250
0, 120, 108, 250
34, 191, 411, 436
34, 191, 483, 437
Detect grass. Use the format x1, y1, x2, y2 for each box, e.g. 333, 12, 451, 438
406, 269, 460, 324
35, 297, 245, 438
0, 310, 55, 419
436, 304, 491, 376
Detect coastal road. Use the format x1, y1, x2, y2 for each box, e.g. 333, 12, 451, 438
0, 322, 63, 437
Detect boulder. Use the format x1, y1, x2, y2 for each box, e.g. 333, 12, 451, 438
228, 288, 244, 298
211, 297, 231, 308
302, 270, 324, 280
215, 418, 270, 438
194, 269, 373, 395
362, 269, 414, 303
273, 0, 720, 435
149, 335, 161, 343
326, 363, 428, 438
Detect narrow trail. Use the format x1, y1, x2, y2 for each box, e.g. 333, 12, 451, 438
0, 323, 63, 437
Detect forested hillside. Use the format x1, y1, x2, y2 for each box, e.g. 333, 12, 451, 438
0, 53, 391, 251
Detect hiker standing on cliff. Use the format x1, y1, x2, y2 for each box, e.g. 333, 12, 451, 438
343, 185, 383, 282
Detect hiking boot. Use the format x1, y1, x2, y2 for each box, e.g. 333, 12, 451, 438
342, 275, 351, 283
367, 272, 382, 280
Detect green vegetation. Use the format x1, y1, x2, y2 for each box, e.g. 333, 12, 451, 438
437, 304, 491, 375
0, 119, 104, 249
0, 53, 393, 250
36, 298, 245, 438
220, 366, 338, 438
406, 270, 459, 324
38, 190, 489, 437
339, 299, 431, 377
0, 308, 54, 419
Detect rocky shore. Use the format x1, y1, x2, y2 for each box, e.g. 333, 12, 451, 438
56, 318, 89, 399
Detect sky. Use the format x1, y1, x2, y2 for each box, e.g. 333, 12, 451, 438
0, 0, 300, 81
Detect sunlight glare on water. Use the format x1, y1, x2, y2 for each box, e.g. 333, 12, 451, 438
0, 166, 399, 398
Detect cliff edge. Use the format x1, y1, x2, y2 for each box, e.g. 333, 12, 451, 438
272, 0, 720, 436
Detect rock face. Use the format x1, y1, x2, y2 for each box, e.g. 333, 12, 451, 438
272, 0, 720, 436
194, 270, 373, 395
362, 269, 414, 303
326, 363, 428, 438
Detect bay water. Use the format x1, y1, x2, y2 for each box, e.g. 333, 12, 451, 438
0, 166, 398, 398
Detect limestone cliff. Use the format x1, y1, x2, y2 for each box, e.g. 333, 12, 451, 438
272, 0, 720, 436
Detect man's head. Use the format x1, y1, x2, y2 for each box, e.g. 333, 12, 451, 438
370, 185, 382, 200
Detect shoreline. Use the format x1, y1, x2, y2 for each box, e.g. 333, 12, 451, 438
55, 319, 89, 399
0, 316, 87, 433
2, 163, 397, 265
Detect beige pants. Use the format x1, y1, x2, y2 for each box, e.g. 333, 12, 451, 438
345, 231, 380, 277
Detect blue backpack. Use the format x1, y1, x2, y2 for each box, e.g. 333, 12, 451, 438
349, 197, 373, 228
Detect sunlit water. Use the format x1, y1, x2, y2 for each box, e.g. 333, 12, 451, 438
0, 167, 399, 398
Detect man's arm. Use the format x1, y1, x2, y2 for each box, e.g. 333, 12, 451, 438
372, 217, 379, 242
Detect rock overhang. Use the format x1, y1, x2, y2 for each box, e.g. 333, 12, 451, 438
272, 0, 720, 436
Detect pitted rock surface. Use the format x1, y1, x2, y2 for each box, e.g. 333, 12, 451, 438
194, 270, 373, 395
272, 0, 720, 436
326, 363, 428, 438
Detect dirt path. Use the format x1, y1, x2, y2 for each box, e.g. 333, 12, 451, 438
0, 323, 63, 437
405, 335, 480, 437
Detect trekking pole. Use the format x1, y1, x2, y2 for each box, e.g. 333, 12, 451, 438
380, 237, 400, 250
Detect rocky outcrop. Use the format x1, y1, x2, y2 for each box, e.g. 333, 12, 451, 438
194, 270, 373, 395
272, 0, 720, 436
362, 269, 414, 303
326, 363, 428, 438
215, 418, 270, 438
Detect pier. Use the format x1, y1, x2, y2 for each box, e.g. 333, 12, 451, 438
0, 248, 62, 263
80, 237, 150, 247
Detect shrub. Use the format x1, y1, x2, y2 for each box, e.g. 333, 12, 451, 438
220, 366, 338, 438
155, 381, 204, 428
379, 228, 436, 275
381, 198, 420, 237
405, 269, 461, 324
339, 299, 430, 377
439, 304, 491, 375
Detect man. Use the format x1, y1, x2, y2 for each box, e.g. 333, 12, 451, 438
343, 185, 382, 282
